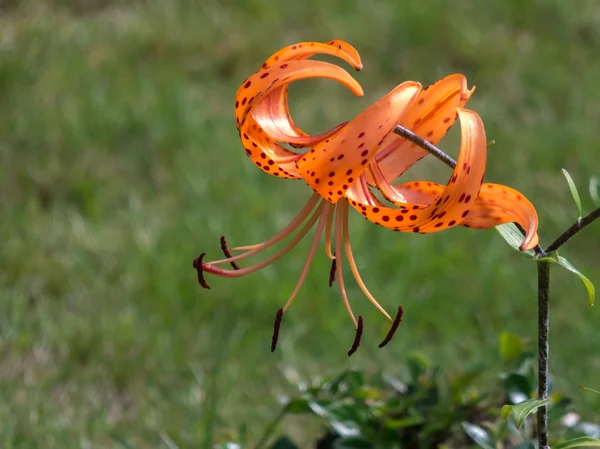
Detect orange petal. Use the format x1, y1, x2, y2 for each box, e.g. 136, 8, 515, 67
296, 81, 422, 203
256, 41, 363, 147
363, 179, 539, 251
462, 184, 539, 250
261, 40, 363, 71
253, 93, 349, 147
236, 59, 363, 128
366, 75, 474, 185
237, 59, 363, 178
239, 116, 303, 179
347, 108, 487, 232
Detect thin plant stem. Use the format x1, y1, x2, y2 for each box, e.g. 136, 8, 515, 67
537, 260, 551, 449
544, 207, 600, 253
394, 125, 457, 168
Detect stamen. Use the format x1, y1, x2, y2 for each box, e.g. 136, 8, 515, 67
340, 200, 392, 320
328, 256, 336, 287
324, 206, 336, 259
282, 203, 332, 312
335, 203, 358, 328
208, 193, 320, 266
347, 316, 364, 357
229, 244, 261, 251
192, 253, 211, 289
202, 202, 325, 278
220, 236, 240, 270
271, 308, 284, 352
378, 305, 404, 348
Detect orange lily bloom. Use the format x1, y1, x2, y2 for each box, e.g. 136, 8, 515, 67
195, 41, 539, 355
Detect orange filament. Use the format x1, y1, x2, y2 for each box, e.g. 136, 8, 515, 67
207, 193, 320, 266
335, 201, 358, 328
340, 200, 392, 321
282, 203, 332, 312
202, 201, 325, 278
324, 205, 336, 260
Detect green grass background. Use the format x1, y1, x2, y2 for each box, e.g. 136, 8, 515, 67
1, 0, 599, 446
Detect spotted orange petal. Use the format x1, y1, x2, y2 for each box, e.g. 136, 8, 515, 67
365, 75, 474, 185
261, 40, 363, 70
296, 81, 422, 203
463, 184, 539, 250
253, 40, 362, 148
347, 108, 486, 232
236, 59, 363, 178
364, 180, 539, 250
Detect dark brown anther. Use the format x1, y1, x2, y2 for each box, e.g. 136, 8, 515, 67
220, 235, 240, 270
329, 256, 337, 287
192, 253, 211, 289
271, 308, 284, 353
347, 316, 364, 357
378, 305, 404, 348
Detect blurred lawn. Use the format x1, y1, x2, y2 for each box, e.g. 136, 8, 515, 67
1, 0, 599, 446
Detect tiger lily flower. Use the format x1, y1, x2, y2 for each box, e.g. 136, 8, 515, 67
194, 41, 539, 355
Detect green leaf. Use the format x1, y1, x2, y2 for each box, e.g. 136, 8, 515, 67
307, 401, 361, 438
504, 373, 532, 404
385, 416, 426, 429
269, 436, 300, 449
461, 422, 496, 449
285, 398, 311, 414
556, 256, 596, 305
590, 177, 599, 206
501, 398, 548, 429
406, 352, 431, 381
495, 223, 536, 257
562, 169, 583, 218
332, 437, 372, 449
554, 437, 600, 448
500, 332, 524, 363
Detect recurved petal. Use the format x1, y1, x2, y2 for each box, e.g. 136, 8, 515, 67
348, 108, 487, 232
296, 81, 422, 203
364, 180, 539, 251
252, 92, 349, 146
235, 59, 363, 128
261, 40, 363, 71
462, 184, 539, 250
237, 59, 363, 178
366, 74, 474, 185
240, 116, 302, 179
255, 41, 363, 147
